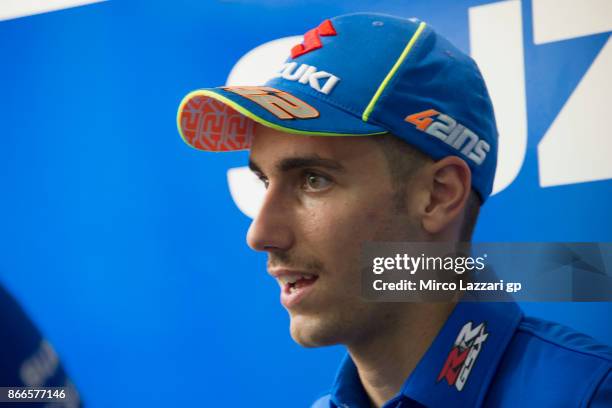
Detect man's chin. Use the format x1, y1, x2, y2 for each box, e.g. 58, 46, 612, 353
288, 313, 342, 348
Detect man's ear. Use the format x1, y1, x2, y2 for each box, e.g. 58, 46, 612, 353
420, 156, 471, 236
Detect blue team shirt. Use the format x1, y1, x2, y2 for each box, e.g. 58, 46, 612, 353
311, 302, 612, 408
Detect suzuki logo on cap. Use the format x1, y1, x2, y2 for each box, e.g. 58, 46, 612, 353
405, 109, 490, 165
291, 19, 337, 58
273, 62, 341, 95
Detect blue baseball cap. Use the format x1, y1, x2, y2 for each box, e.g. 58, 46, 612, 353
177, 13, 498, 201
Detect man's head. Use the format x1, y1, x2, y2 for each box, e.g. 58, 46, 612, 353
246, 124, 474, 347
176, 12, 498, 347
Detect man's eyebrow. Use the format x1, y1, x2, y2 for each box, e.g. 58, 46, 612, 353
277, 155, 345, 173
249, 155, 345, 175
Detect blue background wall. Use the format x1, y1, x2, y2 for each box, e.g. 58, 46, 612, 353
1, 1, 610, 406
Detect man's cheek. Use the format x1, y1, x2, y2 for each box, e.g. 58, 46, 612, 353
363, 208, 388, 225
302, 208, 356, 240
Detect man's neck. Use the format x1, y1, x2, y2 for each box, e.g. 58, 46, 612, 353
347, 302, 456, 408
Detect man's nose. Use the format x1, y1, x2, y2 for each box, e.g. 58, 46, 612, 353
246, 186, 294, 253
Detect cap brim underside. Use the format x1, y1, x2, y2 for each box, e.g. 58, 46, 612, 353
176, 87, 386, 152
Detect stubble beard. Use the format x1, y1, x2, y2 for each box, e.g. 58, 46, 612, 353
288, 210, 424, 349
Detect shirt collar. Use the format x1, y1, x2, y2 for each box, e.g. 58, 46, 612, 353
329, 302, 523, 408
329, 353, 372, 408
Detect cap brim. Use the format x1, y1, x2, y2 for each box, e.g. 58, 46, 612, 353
177, 86, 386, 152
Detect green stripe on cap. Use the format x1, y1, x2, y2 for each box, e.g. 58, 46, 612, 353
362, 21, 427, 122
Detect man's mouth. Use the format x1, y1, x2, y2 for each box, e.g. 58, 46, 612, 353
275, 272, 319, 308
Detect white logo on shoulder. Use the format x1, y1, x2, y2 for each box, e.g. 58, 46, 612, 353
273, 62, 340, 95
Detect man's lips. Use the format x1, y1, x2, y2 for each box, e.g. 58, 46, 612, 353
268, 269, 320, 308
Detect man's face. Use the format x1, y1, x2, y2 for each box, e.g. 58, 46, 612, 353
247, 125, 425, 347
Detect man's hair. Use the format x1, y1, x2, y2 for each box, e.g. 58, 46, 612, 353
373, 134, 481, 241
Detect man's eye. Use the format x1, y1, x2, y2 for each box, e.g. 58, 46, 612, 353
302, 172, 332, 191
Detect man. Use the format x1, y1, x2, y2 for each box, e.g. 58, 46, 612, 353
176, 13, 612, 407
